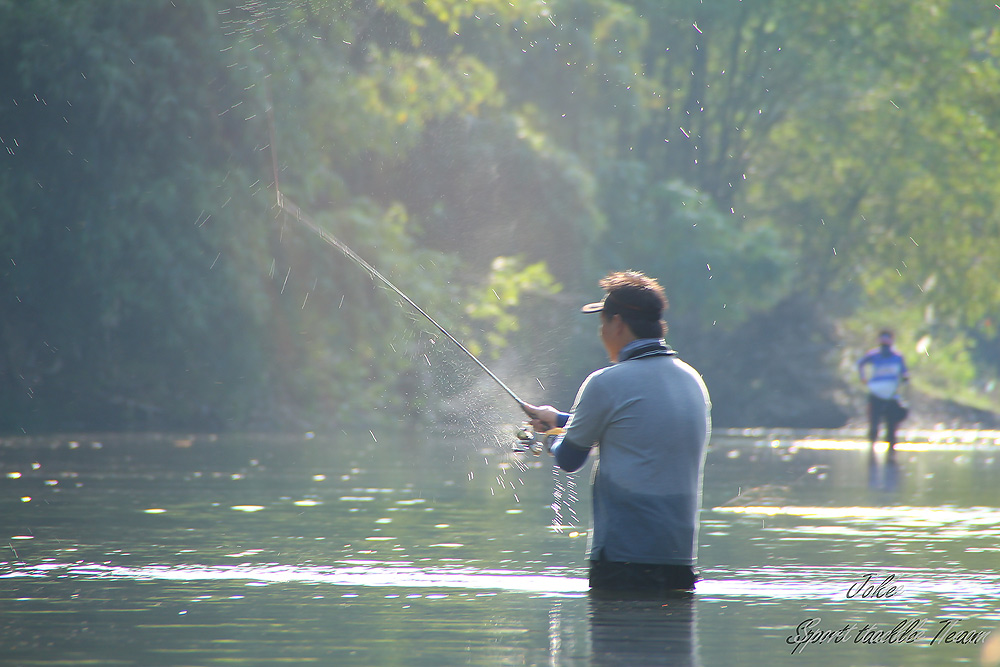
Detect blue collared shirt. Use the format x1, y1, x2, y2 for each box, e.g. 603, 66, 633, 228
549, 338, 675, 471
548, 336, 711, 566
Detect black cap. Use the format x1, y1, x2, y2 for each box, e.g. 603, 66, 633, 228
581, 291, 661, 320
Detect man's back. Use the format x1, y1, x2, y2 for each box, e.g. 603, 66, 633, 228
565, 354, 711, 565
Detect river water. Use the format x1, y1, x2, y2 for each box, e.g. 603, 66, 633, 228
2, 427, 999, 666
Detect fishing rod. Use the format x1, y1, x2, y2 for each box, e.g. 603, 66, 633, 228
272, 190, 532, 414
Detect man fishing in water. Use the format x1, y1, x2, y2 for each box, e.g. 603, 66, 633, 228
857, 329, 910, 456
523, 271, 711, 594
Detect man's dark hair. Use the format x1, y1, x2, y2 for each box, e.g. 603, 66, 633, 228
599, 271, 668, 339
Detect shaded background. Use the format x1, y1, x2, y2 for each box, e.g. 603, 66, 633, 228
3, 0, 1000, 434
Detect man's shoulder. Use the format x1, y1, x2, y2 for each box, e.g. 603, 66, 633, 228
593, 354, 701, 383
575, 364, 614, 397
863, 348, 906, 363
859, 347, 880, 361
583, 363, 615, 382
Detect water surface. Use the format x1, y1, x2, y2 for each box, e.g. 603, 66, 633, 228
2, 428, 999, 665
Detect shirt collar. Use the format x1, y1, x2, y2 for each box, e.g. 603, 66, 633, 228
618, 338, 672, 362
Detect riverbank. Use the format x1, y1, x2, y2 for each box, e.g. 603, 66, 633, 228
838, 392, 1000, 433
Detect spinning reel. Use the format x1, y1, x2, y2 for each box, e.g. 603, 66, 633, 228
511, 423, 566, 455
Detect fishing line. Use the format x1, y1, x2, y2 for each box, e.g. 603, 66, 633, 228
263, 85, 530, 412
273, 193, 530, 412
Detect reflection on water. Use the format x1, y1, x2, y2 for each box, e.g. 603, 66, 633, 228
868, 453, 901, 492
1, 428, 999, 665
589, 594, 699, 666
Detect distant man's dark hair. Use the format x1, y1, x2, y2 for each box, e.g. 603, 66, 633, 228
599, 271, 668, 339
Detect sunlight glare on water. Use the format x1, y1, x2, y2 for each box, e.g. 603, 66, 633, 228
7, 561, 590, 595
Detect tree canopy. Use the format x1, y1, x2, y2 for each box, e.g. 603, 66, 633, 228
2, 0, 998, 433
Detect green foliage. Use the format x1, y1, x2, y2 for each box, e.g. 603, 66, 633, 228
595, 168, 791, 333
749, 0, 1000, 312
0, 0, 277, 431
3, 0, 1000, 431
464, 256, 562, 357
377, 0, 537, 34
733, 0, 1000, 411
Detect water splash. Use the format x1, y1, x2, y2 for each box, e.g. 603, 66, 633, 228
550, 466, 580, 534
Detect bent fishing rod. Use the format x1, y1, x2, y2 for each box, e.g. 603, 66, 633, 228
273, 190, 532, 414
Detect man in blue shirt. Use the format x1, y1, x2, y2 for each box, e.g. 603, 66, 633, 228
524, 271, 711, 593
857, 329, 910, 454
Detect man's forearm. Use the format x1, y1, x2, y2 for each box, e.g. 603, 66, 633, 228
551, 435, 590, 472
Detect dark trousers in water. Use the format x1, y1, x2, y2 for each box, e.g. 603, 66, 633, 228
589, 553, 697, 594
868, 394, 905, 449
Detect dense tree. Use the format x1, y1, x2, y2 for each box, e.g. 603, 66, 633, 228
1, 0, 998, 433
0, 0, 278, 430
746, 0, 1000, 402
